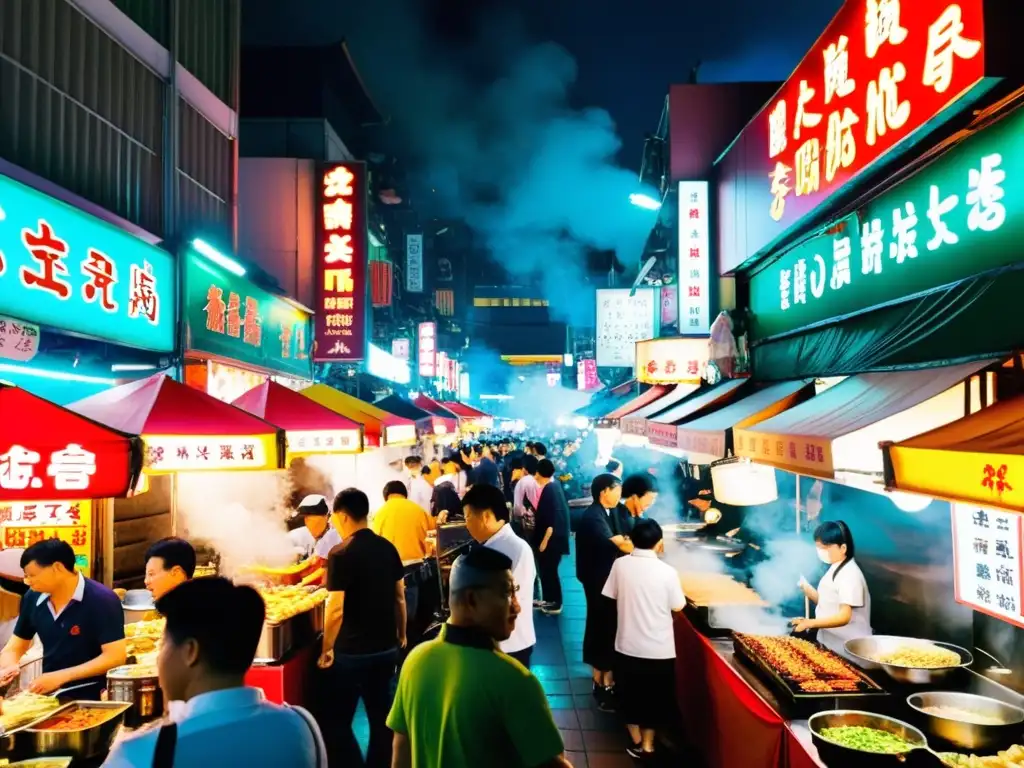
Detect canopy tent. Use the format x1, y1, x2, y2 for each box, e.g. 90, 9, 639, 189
620, 384, 700, 437
885, 395, 1024, 513
441, 401, 491, 420
232, 380, 363, 456
734, 360, 995, 479
646, 379, 749, 448
68, 374, 284, 473
299, 385, 417, 447
0, 384, 143, 501
410, 394, 460, 434
374, 394, 434, 428
675, 379, 815, 464
572, 380, 637, 419
599, 385, 672, 425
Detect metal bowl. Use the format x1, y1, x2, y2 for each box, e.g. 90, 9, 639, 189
844, 636, 973, 685
27, 701, 131, 759
809, 710, 934, 767
907, 691, 1024, 751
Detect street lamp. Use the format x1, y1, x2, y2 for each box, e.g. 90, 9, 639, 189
629, 193, 661, 211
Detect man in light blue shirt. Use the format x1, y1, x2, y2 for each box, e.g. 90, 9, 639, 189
103, 578, 326, 767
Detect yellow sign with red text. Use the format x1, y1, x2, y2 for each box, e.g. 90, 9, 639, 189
889, 447, 1024, 514
0, 500, 92, 577
733, 429, 836, 478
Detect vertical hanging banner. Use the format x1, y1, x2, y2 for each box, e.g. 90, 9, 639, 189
418, 322, 437, 378
678, 181, 711, 334
315, 162, 368, 362
406, 234, 424, 293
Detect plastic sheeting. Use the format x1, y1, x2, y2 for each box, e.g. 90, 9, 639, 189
734, 361, 994, 478
887, 395, 1024, 512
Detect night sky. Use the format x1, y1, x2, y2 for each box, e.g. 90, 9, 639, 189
243, 0, 842, 171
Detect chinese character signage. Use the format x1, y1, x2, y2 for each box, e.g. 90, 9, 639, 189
750, 101, 1024, 340
184, 250, 312, 379
315, 163, 368, 362
418, 322, 437, 378
0, 315, 40, 362
733, 428, 833, 476
0, 173, 175, 352
287, 429, 361, 457
406, 234, 424, 293
678, 182, 711, 334
0, 441, 123, 501
635, 338, 709, 385
0, 500, 93, 577
392, 338, 410, 360
577, 359, 599, 391
595, 289, 658, 368
952, 503, 1024, 628
142, 435, 275, 474
719, 0, 987, 273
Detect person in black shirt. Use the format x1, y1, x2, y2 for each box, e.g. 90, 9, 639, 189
576, 474, 631, 711
318, 488, 406, 768
531, 459, 570, 615
473, 444, 501, 489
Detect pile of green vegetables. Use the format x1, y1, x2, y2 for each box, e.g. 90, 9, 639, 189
820, 726, 915, 754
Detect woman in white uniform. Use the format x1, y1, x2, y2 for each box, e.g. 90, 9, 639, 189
792, 520, 872, 656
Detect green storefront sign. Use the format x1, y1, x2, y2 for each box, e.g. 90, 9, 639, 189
750, 105, 1024, 340
183, 248, 313, 379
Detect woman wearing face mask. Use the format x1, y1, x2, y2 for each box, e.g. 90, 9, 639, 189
791, 520, 872, 655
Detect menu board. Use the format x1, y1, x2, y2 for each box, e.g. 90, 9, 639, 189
952, 503, 1024, 628
595, 288, 657, 368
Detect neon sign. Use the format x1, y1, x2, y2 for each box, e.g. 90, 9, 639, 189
315, 163, 368, 362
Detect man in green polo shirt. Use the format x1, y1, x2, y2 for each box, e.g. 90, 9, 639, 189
388, 547, 570, 768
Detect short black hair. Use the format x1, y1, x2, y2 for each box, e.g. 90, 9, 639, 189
333, 488, 370, 522
591, 473, 621, 500
383, 480, 408, 499
631, 518, 663, 550
145, 538, 197, 579
404, 455, 423, 468
156, 577, 264, 675
622, 472, 658, 499
508, 457, 524, 471
21, 539, 75, 572
523, 455, 539, 476
605, 459, 622, 473
533, 443, 547, 457
525, 441, 535, 451
537, 459, 556, 479
815, 520, 855, 558
462, 484, 509, 523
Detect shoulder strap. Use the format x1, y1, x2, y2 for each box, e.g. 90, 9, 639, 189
286, 704, 327, 768
151, 722, 177, 768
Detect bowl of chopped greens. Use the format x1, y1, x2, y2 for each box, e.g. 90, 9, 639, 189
810, 710, 938, 767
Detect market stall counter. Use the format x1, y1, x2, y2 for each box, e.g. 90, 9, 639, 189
673, 612, 1024, 768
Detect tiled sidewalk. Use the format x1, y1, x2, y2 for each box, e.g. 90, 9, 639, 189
533, 553, 634, 768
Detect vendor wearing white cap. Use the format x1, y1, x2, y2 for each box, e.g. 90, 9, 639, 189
288, 495, 341, 560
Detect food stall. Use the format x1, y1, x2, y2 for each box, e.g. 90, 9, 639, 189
440, 401, 494, 433
299, 384, 417, 449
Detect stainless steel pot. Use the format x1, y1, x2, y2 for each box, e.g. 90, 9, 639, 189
907, 691, 1024, 751
106, 666, 163, 728
844, 636, 973, 685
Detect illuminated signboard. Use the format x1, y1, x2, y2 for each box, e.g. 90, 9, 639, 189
418, 322, 437, 377
596, 289, 658, 368
952, 503, 1024, 628
315, 163, 369, 362
184, 251, 312, 379
635, 338, 709, 385
0, 441, 132, 502
0, 500, 93, 576
0, 173, 175, 352
142, 435, 276, 473
750, 103, 1024, 340
720, 0, 987, 272
406, 234, 424, 293
678, 181, 711, 334
287, 429, 362, 455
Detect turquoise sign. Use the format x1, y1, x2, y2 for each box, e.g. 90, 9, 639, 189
750, 105, 1024, 340
0, 174, 175, 351
183, 249, 313, 379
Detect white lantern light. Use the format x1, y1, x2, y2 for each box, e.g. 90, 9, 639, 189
887, 491, 932, 513
711, 460, 779, 506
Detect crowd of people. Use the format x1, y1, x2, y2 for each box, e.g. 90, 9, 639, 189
0, 435, 685, 767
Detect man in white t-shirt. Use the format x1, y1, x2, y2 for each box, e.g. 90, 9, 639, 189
603, 518, 685, 761
403, 456, 434, 512
462, 484, 537, 668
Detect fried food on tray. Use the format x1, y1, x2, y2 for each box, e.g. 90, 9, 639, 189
872, 644, 961, 669
679, 572, 766, 606
258, 585, 327, 624
942, 744, 1024, 767
125, 618, 165, 658
0, 692, 61, 733
34, 705, 120, 731
736, 633, 872, 694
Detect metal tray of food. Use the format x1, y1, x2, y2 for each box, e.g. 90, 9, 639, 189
254, 601, 325, 662
0, 693, 64, 739
733, 633, 887, 701
26, 700, 131, 759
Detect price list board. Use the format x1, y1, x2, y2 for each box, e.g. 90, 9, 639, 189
952, 503, 1024, 628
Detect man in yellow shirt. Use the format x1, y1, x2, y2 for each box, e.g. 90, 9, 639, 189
373, 481, 435, 646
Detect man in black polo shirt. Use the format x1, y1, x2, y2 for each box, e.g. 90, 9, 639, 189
0, 540, 125, 699
318, 488, 406, 768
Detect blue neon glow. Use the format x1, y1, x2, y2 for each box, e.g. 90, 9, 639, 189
192, 238, 246, 277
